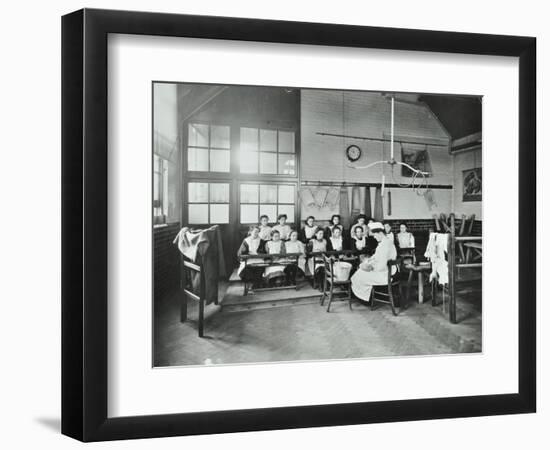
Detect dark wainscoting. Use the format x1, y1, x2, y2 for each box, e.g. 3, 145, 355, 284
153, 223, 181, 302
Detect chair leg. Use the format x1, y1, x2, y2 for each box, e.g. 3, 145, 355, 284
370, 289, 375, 311
326, 282, 334, 312
348, 284, 353, 310
320, 276, 326, 305
389, 285, 398, 316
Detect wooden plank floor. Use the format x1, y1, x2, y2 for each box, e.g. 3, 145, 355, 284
154, 278, 481, 367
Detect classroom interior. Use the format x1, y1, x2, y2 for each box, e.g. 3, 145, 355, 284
153, 83, 482, 367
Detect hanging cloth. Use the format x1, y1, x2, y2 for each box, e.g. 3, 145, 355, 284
351, 186, 362, 216
364, 186, 372, 218
324, 188, 340, 208
339, 187, 351, 228
346, 187, 354, 216
387, 190, 392, 216
373, 186, 384, 220
313, 188, 328, 209
299, 188, 316, 208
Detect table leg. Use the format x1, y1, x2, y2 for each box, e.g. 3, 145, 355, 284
418, 272, 424, 304
407, 270, 414, 303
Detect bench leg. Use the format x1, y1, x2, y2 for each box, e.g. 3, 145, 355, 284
180, 293, 188, 323
198, 297, 204, 338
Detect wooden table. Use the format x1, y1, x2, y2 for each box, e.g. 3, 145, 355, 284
405, 262, 432, 304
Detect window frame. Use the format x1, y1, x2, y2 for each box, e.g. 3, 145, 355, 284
187, 180, 231, 225
238, 181, 298, 225
187, 122, 231, 173
238, 127, 297, 176
153, 153, 169, 224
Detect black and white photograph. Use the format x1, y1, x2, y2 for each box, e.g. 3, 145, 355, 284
152, 83, 483, 367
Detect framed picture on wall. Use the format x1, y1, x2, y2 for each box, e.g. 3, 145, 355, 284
401, 145, 433, 178
463, 168, 482, 202
62, 8, 536, 442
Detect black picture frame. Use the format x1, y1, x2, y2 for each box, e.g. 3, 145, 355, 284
62, 8, 536, 442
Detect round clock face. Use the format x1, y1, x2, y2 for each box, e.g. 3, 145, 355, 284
346, 144, 362, 162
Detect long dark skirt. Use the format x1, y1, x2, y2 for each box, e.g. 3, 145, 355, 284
239, 265, 265, 286
284, 264, 304, 284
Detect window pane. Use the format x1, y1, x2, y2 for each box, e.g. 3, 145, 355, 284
278, 154, 296, 175
153, 172, 160, 202
209, 183, 229, 203
239, 151, 258, 173
240, 205, 259, 224
188, 147, 209, 171
210, 149, 230, 172
211, 125, 230, 148
240, 184, 259, 203
259, 205, 277, 223
188, 124, 209, 147
240, 127, 258, 152
260, 129, 277, 152
260, 184, 277, 203
188, 182, 208, 203
278, 205, 295, 223
278, 185, 295, 203
188, 204, 208, 224
154, 154, 160, 172
210, 204, 229, 224
259, 152, 277, 174
279, 131, 295, 153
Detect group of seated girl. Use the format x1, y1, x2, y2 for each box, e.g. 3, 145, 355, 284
237, 213, 415, 293
237, 215, 307, 289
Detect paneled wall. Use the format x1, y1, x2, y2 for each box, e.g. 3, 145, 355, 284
300, 89, 453, 219
153, 223, 181, 302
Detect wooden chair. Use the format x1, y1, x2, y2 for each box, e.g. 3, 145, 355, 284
320, 255, 352, 312
370, 259, 401, 316
180, 259, 206, 337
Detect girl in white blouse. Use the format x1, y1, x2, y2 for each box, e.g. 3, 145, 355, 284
272, 213, 292, 241
263, 230, 287, 285
300, 216, 318, 243
306, 228, 328, 289
397, 223, 415, 249
258, 214, 272, 241
283, 230, 306, 284
237, 225, 266, 286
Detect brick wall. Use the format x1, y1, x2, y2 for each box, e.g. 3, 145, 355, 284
153, 223, 181, 302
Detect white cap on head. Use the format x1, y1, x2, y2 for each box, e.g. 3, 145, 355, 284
368, 222, 384, 232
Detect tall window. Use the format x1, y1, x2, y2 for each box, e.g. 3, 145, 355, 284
239, 183, 295, 224
153, 154, 169, 222
188, 123, 231, 172
239, 128, 296, 175
188, 182, 230, 224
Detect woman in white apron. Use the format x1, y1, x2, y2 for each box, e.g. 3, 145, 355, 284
272, 213, 292, 241
237, 225, 266, 287
306, 228, 327, 289
283, 230, 306, 285
351, 222, 397, 302
258, 214, 273, 241
263, 230, 286, 285
325, 214, 344, 239
300, 215, 318, 243
327, 226, 345, 252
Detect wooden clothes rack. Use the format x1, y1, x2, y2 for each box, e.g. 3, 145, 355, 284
447, 213, 482, 324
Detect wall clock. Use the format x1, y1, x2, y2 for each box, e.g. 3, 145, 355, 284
346, 144, 362, 162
